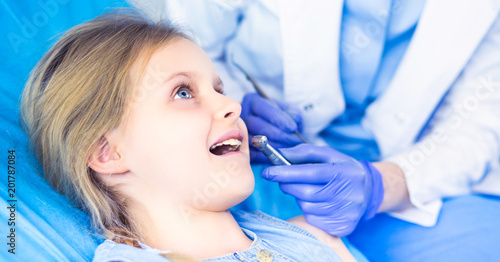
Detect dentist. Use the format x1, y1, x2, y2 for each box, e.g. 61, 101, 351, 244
131, 0, 500, 260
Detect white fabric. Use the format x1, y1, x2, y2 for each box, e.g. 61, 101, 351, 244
130, 0, 500, 226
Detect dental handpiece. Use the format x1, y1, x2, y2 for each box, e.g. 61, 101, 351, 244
251, 135, 291, 166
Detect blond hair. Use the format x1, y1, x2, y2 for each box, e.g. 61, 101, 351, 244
21, 9, 197, 261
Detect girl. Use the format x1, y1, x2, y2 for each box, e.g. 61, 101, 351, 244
21, 10, 355, 262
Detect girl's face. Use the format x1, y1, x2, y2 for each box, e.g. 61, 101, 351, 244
114, 38, 254, 214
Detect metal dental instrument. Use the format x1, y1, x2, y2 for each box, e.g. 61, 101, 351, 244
251, 135, 291, 166
231, 57, 308, 144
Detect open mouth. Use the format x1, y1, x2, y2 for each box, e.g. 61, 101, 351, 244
210, 138, 242, 155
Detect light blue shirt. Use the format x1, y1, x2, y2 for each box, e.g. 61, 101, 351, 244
92, 211, 349, 261
321, 0, 427, 161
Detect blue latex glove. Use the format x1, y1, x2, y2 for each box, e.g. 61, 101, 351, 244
241, 93, 303, 163
262, 144, 385, 237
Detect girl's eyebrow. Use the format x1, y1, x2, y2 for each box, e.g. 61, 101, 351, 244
163, 72, 194, 84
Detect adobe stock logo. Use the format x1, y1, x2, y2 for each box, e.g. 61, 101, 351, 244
395, 74, 500, 177
341, 0, 407, 63
7, 0, 70, 54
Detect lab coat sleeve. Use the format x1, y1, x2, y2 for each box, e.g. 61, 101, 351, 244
129, 0, 251, 102
386, 14, 500, 226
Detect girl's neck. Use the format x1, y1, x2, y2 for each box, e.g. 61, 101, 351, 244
137, 205, 253, 260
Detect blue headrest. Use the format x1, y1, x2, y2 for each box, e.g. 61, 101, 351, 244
0, 1, 128, 261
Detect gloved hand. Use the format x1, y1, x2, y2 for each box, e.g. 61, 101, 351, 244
241, 93, 303, 163
262, 144, 385, 237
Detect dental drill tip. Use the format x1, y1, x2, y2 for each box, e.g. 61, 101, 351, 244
251, 135, 291, 165
251, 135, 268, 149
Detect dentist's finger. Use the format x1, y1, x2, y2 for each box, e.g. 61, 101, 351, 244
246, 115, 302, 146
278, 183, 326, 202
277, 102, 303, 129
262, 163, 340, 184
302, 212, 357, 237
277, 144, 349, 164
248, 94, 298, 132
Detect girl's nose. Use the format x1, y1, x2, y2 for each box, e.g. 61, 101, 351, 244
212, 93, 242, 122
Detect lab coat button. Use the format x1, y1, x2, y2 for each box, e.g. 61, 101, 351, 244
303, 103, 314, 111
256, 249, 273, 261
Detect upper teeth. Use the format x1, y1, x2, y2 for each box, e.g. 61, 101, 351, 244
210, 138, 242, 150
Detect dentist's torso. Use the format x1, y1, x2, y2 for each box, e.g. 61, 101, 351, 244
222, 0, 500, 158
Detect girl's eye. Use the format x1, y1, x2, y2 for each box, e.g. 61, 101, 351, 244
174, 87, 192, 99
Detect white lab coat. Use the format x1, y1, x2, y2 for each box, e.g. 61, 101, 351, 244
131, 0, 500, 226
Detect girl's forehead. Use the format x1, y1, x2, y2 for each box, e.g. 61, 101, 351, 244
132, 39, 218, 86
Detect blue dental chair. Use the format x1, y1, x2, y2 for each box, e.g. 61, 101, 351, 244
0, 1, 129, 261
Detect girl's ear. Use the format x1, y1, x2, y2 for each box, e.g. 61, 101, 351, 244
88, 136, 129, 174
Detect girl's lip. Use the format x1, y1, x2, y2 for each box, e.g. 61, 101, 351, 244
215, 150, 243, 157
210, 129, 244, 148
